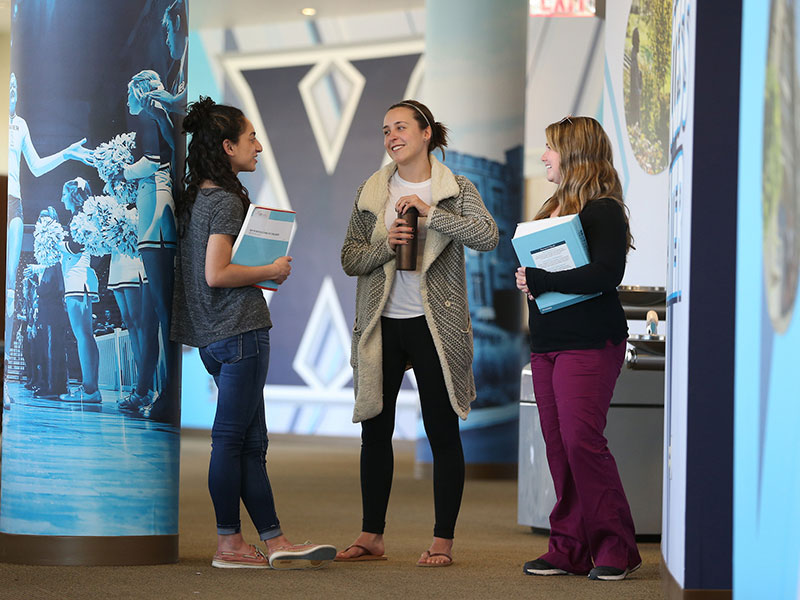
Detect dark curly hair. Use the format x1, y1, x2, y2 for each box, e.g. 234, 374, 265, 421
179, 97, 250, 229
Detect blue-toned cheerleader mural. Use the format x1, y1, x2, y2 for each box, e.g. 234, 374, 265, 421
6, 72, 92, 350
0, 0, 186, 558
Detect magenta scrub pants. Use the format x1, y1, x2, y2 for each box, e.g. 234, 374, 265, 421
530, 340, 641, 573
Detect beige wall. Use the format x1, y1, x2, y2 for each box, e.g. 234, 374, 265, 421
0, 32, 9, 175
524, 17, 605, 224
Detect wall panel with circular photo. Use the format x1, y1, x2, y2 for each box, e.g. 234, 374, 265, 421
763, 0, 800, 334
623, 0, 671, 174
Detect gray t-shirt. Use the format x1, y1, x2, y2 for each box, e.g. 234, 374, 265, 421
171, 188, 272, 348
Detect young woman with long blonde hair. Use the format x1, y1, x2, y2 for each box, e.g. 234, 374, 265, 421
516, 116, 640, 581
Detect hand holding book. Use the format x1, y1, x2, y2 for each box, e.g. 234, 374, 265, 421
515, 266, 534, 301
270, 255, 293, 285
231, 205, 296, 291
511, 214, 600, 313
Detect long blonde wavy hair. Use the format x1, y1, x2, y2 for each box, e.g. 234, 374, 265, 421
536, 116, 634, 253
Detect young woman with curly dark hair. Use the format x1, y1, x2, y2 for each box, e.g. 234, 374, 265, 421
171, 97, 336, 570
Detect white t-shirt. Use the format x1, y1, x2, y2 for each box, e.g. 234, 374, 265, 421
381, 172, 432, 319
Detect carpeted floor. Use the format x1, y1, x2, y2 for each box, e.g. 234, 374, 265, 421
0, 432, 663, 599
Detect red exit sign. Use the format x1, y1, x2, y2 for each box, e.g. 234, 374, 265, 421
530, 0, 598, 17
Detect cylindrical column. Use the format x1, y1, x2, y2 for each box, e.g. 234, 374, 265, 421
418, 0, 528, 478
1, 0, 186, 565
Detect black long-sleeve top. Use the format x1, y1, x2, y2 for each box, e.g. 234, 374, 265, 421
525, 198, 628, 353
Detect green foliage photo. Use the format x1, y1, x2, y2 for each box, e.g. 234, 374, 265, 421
623, 0, 671, 174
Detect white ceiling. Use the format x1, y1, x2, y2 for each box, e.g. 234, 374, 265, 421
188, 0, 424, 29
0, 1, 425, 33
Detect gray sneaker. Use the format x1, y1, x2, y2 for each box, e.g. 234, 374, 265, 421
118, 390, 151, 412
523, 558, 572, 576
59, 386, 102, 404
588, 562, 642, 581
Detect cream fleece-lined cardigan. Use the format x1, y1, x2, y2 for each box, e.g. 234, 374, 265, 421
341, 155, 499, 423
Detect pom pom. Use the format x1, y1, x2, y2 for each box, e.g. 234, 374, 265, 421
33, 216, 66, 267
92, 133, 139, 205
70, 195, 139, 257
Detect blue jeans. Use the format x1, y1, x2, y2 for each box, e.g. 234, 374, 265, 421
199, 327, 282, 541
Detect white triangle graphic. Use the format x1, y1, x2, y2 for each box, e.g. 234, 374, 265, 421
299, 58, 366, 175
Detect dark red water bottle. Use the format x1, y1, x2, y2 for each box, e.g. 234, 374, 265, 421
396, 207, 418, 271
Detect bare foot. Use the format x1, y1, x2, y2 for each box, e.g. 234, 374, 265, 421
217, 532, 255, 555
336, 532, 385, 559
264, 534, 294, 556
417, 536, 453, 566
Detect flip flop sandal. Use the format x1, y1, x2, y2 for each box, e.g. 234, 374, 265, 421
417, 550, 453, 567
334, 543, 388, 562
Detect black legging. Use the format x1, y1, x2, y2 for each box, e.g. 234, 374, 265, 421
360, 316, 465, 539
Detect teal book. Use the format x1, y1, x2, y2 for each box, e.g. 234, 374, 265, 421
231, 205, 296, 291
512, 213, 600, 314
